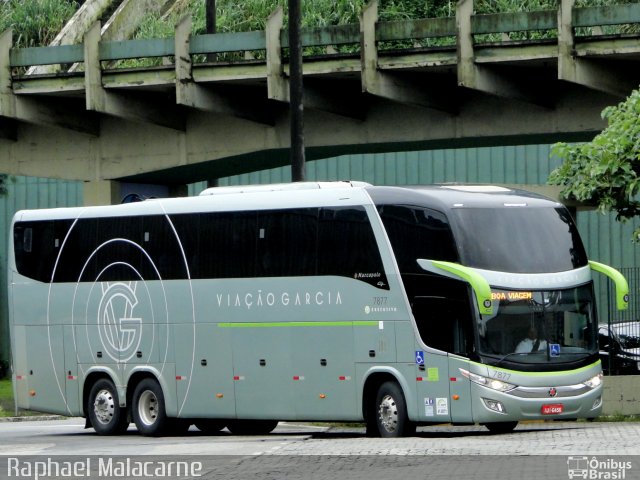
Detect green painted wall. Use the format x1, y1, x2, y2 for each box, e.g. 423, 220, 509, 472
190, 144, 560, 187
0, 176, 83, 374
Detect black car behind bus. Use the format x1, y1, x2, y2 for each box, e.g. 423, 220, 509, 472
598, 321, 640, 375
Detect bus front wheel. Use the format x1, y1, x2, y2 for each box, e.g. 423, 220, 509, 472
372, 381, 415, 438
87, 378, 129, 435
132, 378, 169, 437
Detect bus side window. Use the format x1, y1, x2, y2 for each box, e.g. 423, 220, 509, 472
412, 293, 473, 357
171, 211, 258, 279
14, 219, 76, 283
171, 206, 387, 287
377, 205, 458, 272
142, 215, 190, 280
22, 227, 32, 253
257, 208, 318, 277
95, 217, 143, 281
318, 207, 388, 289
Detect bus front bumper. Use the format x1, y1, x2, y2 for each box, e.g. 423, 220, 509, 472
470, 382, 603, 423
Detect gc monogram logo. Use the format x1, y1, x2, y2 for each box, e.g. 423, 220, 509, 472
97, 282, 142, 362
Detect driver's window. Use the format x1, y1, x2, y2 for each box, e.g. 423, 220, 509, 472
412, 291, 473, 357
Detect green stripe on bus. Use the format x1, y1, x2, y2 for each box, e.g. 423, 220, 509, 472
218, 321, 379, 328
470, 360, 602, 377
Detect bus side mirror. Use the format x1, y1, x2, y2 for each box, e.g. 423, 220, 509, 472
589, 261, 629, 311
417, 259, 493, 316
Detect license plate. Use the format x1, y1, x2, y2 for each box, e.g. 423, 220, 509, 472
541, 404, 564, 415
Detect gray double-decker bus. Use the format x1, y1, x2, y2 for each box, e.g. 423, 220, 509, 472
8, 182, 628, 437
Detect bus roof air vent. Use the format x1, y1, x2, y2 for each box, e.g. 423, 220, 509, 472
199, 181, 371, 196
441, 185, 511, 193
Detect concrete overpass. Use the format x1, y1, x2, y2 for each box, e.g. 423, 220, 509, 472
1, 0, 639, 204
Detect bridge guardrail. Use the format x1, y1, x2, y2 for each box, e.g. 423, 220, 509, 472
1, 0, 638, 137
3, 1, 640, 73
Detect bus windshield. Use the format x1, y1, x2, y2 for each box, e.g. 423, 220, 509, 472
478, 284, 597, 366
449, 207, 588, 273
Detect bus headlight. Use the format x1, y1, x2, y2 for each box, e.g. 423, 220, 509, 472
459, 368, 516, 392
583, 372, 603, 389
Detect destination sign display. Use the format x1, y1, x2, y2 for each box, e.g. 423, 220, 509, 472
491, 291, 533, 301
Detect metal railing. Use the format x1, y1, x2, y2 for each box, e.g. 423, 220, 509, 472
4, 2, 640, 74
603, 268, 640, 375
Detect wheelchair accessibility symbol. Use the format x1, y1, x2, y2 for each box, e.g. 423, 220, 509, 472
415, 351, 425, 365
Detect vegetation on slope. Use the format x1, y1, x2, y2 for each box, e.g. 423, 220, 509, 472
0, 0, 79, 47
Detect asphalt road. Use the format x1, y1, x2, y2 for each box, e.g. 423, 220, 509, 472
0, 419, 638, 479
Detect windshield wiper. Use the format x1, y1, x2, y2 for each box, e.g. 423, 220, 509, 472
488, 350, 589, 367
489, 352, 531, 367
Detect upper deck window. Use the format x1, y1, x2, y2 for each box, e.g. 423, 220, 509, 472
14, 206, 388, 289
450, 207, 588, 273
377, 205, 458, 273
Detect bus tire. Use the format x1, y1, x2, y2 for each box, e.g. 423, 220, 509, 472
226, 420, 278, 435
194, 419, 227, 434
87, 378, 129, 435
485, 421, 518, 433
132, 378, 168, 437
374, 381, 415, 438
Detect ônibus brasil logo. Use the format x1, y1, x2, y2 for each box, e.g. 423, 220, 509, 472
567, 457, 633, 479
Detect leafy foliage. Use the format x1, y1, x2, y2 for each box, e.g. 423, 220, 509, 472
0, 0, 79, 48
0, 174, 9, 195
549, 87, 640, 239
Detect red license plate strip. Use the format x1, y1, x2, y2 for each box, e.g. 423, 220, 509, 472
541, 404, 564, 415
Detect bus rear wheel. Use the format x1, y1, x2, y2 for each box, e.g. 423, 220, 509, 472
372, 381, 415, 438
226, 420, 278, 435
87, 378, 129, 435
485, 421, 518, 433
132, 378, 169, 437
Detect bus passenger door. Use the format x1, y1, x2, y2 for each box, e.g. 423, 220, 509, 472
412, 294, 473, 423
448, 356, 472, 423
413, 349, 451, 424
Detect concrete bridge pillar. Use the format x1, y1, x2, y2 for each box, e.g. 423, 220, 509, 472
83, 180, 121, 206
83, 180, 188, 206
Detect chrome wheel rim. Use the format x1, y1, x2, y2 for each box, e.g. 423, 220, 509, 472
93, 389, 115, 425
138, 390, 159, 427
378, 394, 398, 433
